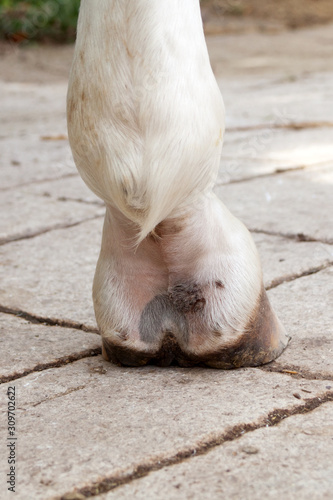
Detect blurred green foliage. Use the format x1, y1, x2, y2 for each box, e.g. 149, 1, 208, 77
0, 0, 80, 42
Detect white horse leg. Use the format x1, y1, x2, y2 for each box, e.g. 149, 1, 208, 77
67, 0, 289, 367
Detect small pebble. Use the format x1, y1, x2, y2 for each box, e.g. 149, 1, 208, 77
62, 493, 87, 500
242, 446, 259, 455
293, 393, 301, 399
62, 493, 86, 500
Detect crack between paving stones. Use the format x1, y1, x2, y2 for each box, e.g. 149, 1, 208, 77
215, 160, 331, 187
56, 196, 104, 207
248, 228, 333, 246
245, 73, 333, 90
31, 385, 87, 407
0, 172, 79, 192
226, 121, 333, 133
266, 261, 333, 290
0, 304, 99, 334
216, 165, 306, 186
57, 391, 333, 500
0, 214, 104, 246
257, 364, 333, 382
0, 348, 101, 385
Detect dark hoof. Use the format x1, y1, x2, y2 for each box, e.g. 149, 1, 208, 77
102, 287, 289, 369
204, 288, 290, 369
102, 340, 151, 367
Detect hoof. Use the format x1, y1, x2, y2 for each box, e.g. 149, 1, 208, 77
95, 198, 289, 370
102, 334, 179, 368
101, 287, 289, 369
203, 288, 290, 369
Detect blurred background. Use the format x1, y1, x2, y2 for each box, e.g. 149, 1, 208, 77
1, 0, 333, 43
0, 0, 80, 43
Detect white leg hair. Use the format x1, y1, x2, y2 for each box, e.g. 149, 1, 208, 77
67, 0, 289, 367
67, 0, 224, 244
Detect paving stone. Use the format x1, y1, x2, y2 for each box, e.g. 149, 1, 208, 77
0, 79, 76, 190
215, 163, 333, 243
0, 218, 103, 329
0, 43, 74, 85
220, 72, 333, 129
0, 216, 331, 331
100, 402, 333, 500
253, 232, 333, 288
207, 25, 333, 128
221, 127, 333, 169
217, 157, 290, 184
0, 314, 100, 379
0, 81, 67, 136
0, 135, 77, 190
0, 360, 330, 500
267, 267, 333, 377
20, 175, 102, 205
0, 186, 103, 244
207, 24, 333, 79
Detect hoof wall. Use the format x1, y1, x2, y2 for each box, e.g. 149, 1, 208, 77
101, 288, 289, 369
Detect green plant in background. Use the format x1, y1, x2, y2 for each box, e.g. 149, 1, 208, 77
0, 0, 80, 42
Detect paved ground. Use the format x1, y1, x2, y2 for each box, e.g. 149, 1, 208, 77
1, 23, 333, 500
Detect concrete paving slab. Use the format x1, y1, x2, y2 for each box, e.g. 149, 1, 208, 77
220, 72, 333, 128
99, 402, 333, 500
207, 24, 333, 79
0, 187, 103, 244
0, 43, 74, 84
0, 218, 103, 329
0, 134, 76, 190
215, 163, 333, 243
0, 360, 330, 500
20, 175, 102, 206
0, 79, 75, 191
0, 314, 100, 380
221, 127, 333, 168
217, 157, 295, 184
207, 25, 333, 128
0, 81, 67, 136
0, 218, 331, 330
267, 267, 333, 377
253, 232, 333, 289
